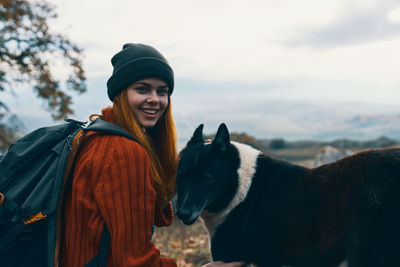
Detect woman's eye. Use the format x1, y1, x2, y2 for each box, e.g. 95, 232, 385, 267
157, 89, 168, 96
135, 87, 147, 93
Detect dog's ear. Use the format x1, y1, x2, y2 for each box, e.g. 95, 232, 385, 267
213, 123, 230, 152
187, 124, 204, 146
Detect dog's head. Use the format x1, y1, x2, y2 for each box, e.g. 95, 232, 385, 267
176, 123, 240, 225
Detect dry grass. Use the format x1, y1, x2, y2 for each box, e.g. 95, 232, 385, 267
153, 218, 211, 266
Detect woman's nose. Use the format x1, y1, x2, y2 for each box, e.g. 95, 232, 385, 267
146, 91, 159, 103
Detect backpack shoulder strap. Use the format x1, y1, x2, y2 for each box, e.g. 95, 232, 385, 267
84, 118, 141, 145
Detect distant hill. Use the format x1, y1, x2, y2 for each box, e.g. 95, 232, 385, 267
313, 114, 400, 140
226, 133, 399, 164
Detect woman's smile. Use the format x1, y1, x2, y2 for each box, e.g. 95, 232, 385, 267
127, 77, 169, 129
141, 108, 159, 115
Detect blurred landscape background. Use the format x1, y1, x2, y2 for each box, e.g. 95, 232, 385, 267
1, 0, 399, 266
2, 0, 400, 151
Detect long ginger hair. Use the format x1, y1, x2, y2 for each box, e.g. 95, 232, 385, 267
111, 89, 178, 205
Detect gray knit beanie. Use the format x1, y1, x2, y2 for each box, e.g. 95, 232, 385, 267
106, 43, 174, 101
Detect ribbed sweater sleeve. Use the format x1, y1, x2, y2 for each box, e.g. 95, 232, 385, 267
154, 202, 174, 227
61, 133, 177, 267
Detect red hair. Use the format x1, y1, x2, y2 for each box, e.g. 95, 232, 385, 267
111, 90, 177, 205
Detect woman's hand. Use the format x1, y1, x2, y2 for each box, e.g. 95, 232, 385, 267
201, 261, 245, 267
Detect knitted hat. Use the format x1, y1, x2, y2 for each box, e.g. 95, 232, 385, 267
106, 43, 174, 101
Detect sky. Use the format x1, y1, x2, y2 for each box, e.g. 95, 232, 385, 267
5, 0, 400, 144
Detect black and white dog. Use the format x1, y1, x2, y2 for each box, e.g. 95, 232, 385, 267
176, 123, 400, 267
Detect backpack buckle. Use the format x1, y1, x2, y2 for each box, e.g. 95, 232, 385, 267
23, 211, 47, 225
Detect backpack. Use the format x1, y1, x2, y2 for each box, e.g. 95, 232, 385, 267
0, 118, 140, 267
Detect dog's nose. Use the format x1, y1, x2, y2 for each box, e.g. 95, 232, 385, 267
176, 209, 192, 221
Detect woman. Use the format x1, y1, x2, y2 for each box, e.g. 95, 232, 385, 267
61, 43, 243, 267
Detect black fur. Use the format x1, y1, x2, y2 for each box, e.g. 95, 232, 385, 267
176, 123, 400, 267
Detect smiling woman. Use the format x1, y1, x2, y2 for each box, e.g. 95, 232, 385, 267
60, 43, 179, 267
126, 78, 170, 129
60, 43, 243, 267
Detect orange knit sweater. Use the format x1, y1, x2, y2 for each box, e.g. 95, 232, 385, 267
60, 108, 177, 267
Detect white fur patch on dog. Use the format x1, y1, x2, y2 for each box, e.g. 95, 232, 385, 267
201, 141, 261, 237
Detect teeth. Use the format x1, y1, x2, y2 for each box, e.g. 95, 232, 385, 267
142, 109, 157, 115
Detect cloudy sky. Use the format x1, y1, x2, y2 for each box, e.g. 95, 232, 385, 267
6, 0, 400, 143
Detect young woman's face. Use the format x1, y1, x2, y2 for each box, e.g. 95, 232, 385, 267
126, 77, 169, 129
